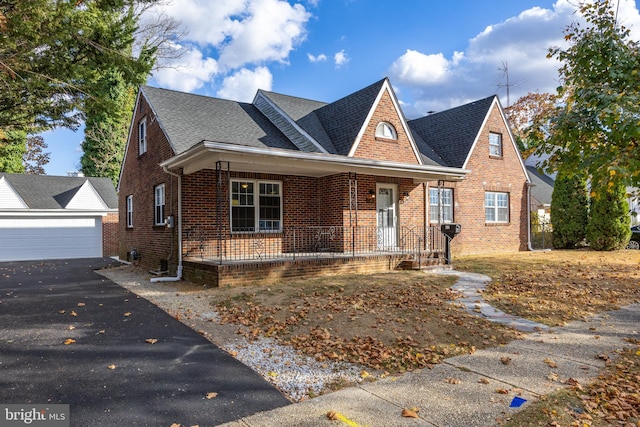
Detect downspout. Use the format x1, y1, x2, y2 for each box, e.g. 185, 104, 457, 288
527, 181, 534, 251
151, 168, 183, 282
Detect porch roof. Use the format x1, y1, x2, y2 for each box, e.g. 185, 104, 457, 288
161, 141, 469, 182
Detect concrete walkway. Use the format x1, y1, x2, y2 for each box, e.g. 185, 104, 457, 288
219, 272, 640, 427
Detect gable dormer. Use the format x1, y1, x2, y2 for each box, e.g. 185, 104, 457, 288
253, 91, 328, 154
0, 176, 28, 209
62, 180, 108, 210
348, 79, 422, 165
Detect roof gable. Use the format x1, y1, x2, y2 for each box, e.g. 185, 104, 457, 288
349, 80, 423, 164
0, 176, 28, 208
409, 96, 495, 168
0, 173, 117, 210
63, 180, 108, 209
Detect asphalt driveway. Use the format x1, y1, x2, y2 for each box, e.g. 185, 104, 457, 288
0, 258, 290, 426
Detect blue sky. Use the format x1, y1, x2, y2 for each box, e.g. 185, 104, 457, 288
42, 0, 640, 176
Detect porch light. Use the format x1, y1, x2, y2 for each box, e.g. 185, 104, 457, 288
368, 190, 376, 200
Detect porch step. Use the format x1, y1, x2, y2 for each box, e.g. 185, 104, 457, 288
396, 254, 444, 271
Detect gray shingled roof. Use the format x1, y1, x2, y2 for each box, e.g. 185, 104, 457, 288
257, 91, 337, 153
409, 96, 496, 168
314, 79, 387, 155
526, 166, 555, 205
140, 86, 297, 155
0, 173, 118, 209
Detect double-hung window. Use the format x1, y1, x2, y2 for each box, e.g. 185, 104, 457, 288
485, 191, 509, 223
126, 195, 133, 228
231, 180, 282, 232
489, 132, 502, 157
429, 188, 453, 223
154, 184, 165, 226
138, 117, 147, 155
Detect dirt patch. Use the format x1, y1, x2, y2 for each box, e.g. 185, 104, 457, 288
211, 271, 522, 373
455, 250, 640, 327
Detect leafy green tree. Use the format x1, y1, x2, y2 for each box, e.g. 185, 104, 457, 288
586, 180, 630, 251
0, 129, 26, 173
550, 170, 589, 249
533, 0, 640, 189
0, 1, 155, 131
81, 68, 137, 185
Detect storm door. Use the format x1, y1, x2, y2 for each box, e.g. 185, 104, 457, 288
376, 184, 398, 249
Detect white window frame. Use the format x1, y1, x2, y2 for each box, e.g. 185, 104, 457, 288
489, 132, 502, 157
126, 195, 133, 228
230, 180, 282, 233
154, 184, 165, 226
485, 191, 509, 223
138, 117, 147, 155
375, 122, 397, 140
429, 188, 453, 223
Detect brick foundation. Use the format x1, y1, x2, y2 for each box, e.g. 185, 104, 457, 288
183, 255, 406, 287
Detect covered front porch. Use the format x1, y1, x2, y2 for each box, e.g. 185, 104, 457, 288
162, 142, 467, 286
181, 224, 448, 287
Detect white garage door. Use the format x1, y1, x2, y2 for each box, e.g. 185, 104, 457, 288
0, 217, 103, 261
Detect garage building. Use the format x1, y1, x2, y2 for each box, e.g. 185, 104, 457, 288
0, 173, 118, 262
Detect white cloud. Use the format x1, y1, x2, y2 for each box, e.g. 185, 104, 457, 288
308, 53, 328, 62
151, 44, 218, 92
154, 0, 246, 46
217, 0, 311, 70
388, 50, 451, 85
216, 67, 273, 102
334, 49, 349, 67
394, 0, 640, 118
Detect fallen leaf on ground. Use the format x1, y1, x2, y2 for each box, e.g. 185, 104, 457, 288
500, 357, 512, 365
479, 378, 490, 384
326, 411, 339, 420
107, 364, 116, 370
445, 377, 461, 384
63, 338, 76, 345
77, 302, 85, 307
145, 338, 158, 344
495, 388, 509, 394
401, 408, 419, 418
70, 311, 77, 317
124, 312, 131, 317
544, 357, 558, 368
206, 392, 218, 399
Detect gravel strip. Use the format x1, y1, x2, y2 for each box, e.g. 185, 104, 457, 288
97, 264, 364, 402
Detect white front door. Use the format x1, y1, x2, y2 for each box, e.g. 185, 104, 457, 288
376, 184, 398, 249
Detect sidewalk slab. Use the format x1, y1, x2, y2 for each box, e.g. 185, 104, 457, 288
359, 363, 536, 427
218, 386, 434, 427
445, 342, 604, 396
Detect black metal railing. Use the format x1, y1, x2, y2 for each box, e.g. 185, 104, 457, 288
184, 225, 447, 264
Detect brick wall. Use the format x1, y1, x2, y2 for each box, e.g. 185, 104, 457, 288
102, 212, 119, 256
118, 94, 179, 272
183, 255, 406, 287
352, 89, 420, 164
434, 103, 529, 255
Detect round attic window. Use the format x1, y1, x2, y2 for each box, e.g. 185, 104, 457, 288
375, 122, 397, 140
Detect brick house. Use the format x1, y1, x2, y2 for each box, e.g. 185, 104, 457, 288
118, 78, 530, 285
408, 96, 531, 255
